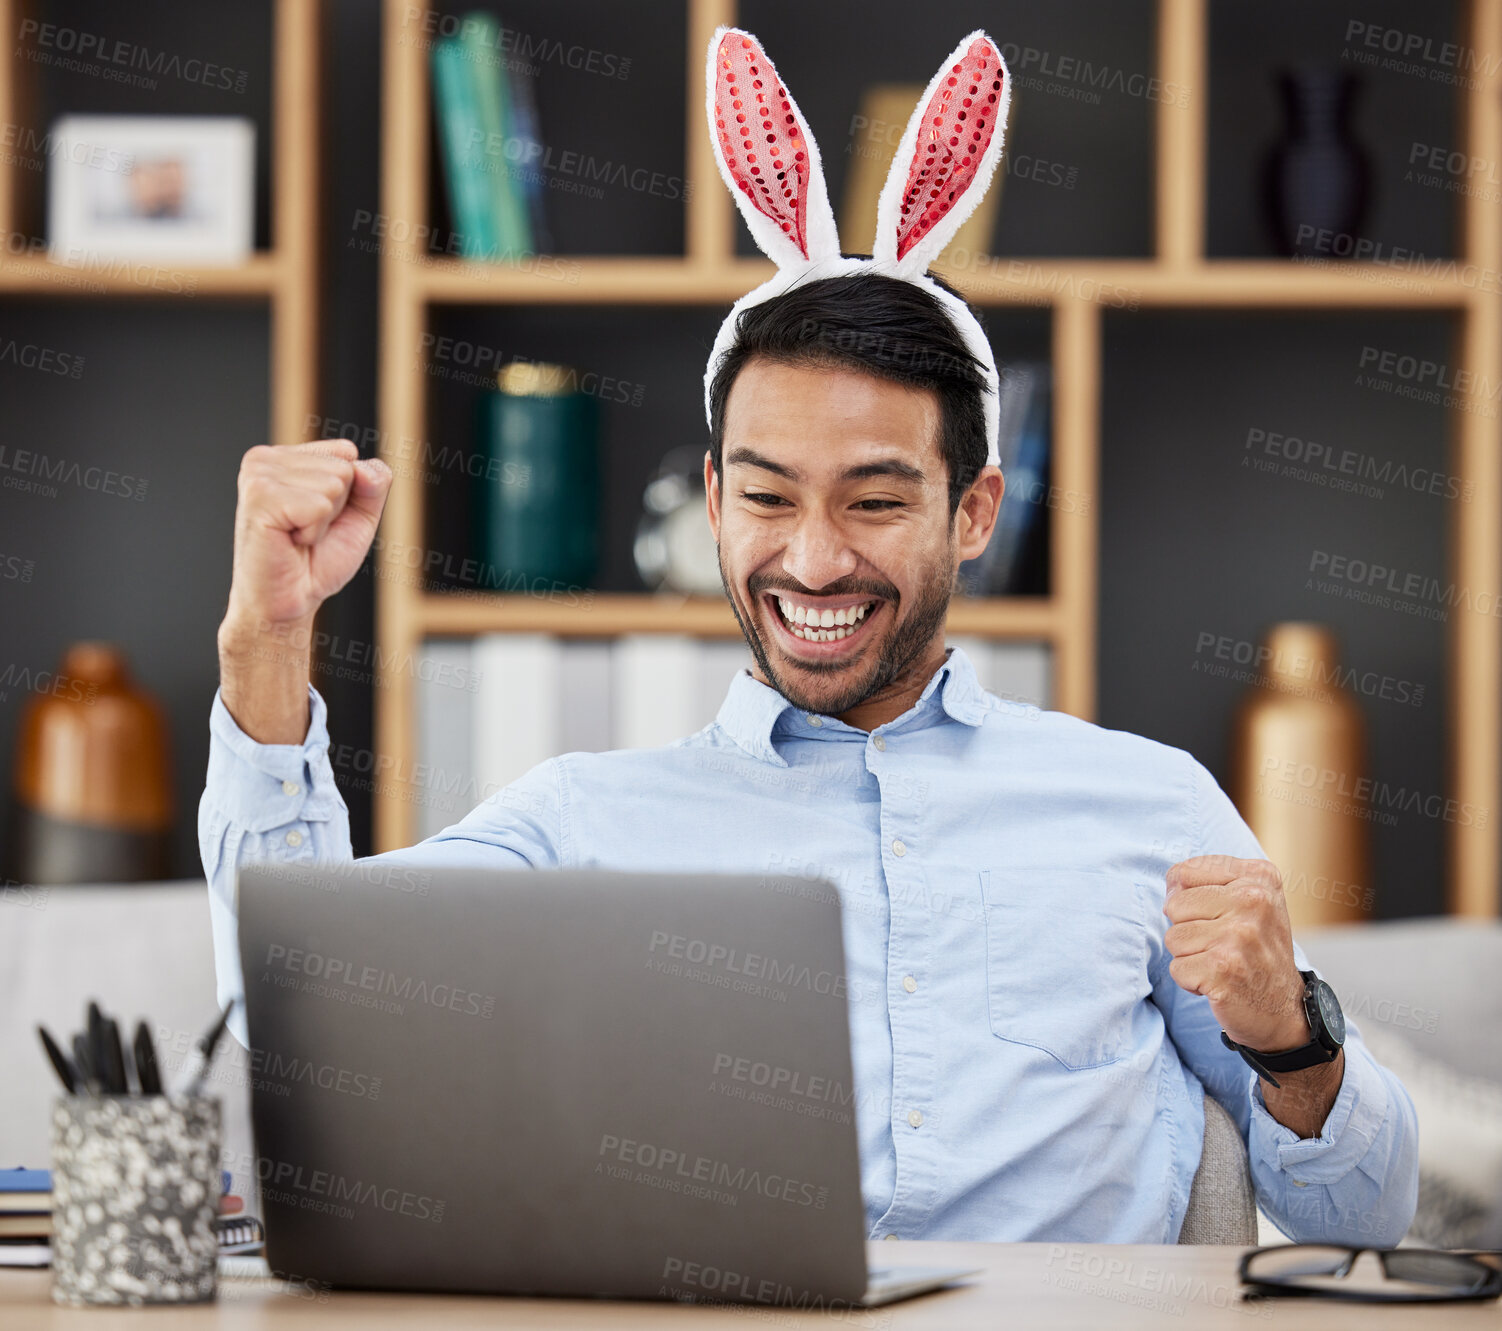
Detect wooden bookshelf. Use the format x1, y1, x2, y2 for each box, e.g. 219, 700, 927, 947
414, 254, 1479, 309
374, 0, 1501, 920
0, 252, 285, 297
0, 0, 321, 450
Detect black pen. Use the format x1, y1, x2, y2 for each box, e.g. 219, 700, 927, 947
37, 1026, 76, 1094
86, 1001, 106, 1092
102, 1017, 127, 1095
180, 1000, 236, 1097
72, 1034, 101, 1097
133, 1021, 162, 1096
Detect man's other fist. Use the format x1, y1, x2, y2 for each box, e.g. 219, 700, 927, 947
1163, 854, 1308, 1053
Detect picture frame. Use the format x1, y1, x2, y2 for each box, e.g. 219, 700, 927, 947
47, 115, 256, 267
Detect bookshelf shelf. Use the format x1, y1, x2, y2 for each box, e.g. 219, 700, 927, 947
416, 591, 1058, 639
0, 253, 286, 299
414, 255, 772, 304
375, 0, 1502, 920
410, 254, 1478, 311
942, 260, 1481, 311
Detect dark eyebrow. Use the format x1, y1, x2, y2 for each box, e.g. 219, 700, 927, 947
724, 446, 927, 485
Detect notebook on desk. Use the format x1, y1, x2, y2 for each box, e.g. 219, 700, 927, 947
236, 865, 979, 1308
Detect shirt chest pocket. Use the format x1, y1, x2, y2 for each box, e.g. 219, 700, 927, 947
979, 868, 1153, 1070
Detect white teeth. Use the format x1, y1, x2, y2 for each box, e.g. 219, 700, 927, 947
772, 597, 878, 642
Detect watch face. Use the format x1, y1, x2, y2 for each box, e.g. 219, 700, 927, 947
1314, 981, 1346, 1046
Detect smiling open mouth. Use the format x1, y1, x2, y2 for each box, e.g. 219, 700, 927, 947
763, 593, 883, 647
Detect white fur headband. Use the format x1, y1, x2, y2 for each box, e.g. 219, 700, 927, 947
702, 27, 1012, 466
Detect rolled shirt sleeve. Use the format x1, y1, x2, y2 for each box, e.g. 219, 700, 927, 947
1245, 984, 1418, 1246
199, 685, 350, 1047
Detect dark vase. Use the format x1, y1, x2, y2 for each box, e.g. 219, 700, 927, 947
1262, 67, 1372, 258
6, 642, 173, 885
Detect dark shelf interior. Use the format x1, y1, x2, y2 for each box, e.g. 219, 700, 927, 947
419, 0, 686, 257
735, 0, 1157, 260
24, 0, 275, 249
1099, 309, 1455, 918
1208, 0, 1460, 259
0, 302, 267, 880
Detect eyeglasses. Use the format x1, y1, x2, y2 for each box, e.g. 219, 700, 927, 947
1240, 1245, 1502, 1304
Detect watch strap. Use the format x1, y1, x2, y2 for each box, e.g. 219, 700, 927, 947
1220, 970, 1340, 1088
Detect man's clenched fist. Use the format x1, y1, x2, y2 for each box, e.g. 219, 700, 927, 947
1162, 854, 1309, 1053
217, 439, 392, 744
223, 438, 393, 633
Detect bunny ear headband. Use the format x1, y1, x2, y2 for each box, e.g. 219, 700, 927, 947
702, 27, 1012, 466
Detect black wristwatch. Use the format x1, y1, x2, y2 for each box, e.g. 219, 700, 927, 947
1220, 969, 1345, 1089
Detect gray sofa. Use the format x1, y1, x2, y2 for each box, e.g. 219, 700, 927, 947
1290, 918, 1502, 1248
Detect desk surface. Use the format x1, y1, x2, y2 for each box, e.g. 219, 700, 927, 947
2, 1242, 1496, 1329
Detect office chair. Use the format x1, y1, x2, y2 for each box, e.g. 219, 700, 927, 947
1178, 1093, 1258, 1244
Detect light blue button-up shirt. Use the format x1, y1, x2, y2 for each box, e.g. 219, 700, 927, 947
200, 644, 1418, 1245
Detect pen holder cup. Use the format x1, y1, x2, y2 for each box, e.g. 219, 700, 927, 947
49, 1094, 221, 1306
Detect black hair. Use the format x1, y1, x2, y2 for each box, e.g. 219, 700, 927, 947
706, 267, 992, 517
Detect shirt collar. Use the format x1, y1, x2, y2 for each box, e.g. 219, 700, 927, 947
714, 644, 990, 766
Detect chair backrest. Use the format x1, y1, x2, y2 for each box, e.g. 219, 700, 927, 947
1178, 1093, 1258, 1244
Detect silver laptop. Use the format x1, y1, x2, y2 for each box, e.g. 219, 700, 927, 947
236, 863, 978, 1308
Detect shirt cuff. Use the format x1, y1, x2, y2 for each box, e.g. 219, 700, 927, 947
1247, 1040, 1391, 1186
207, 684, 343, 832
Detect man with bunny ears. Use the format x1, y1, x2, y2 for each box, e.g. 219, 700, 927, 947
201, 28, 1417, 1246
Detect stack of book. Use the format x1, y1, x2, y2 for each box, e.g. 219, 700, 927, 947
413, 634, 1050, 838
0, 1169, 47, 1248
0, 1169, 251, 1268
432, 11, 550, 260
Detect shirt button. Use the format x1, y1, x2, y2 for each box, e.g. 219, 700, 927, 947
805, 713, 822, 727
883, 1233, 900, 1242
892, 839, 907, 857
902, 975, 917, 993
282, 779, 301, 797
285, 830, 303, 848
872, 735, 886, 751
907, 1110, 924, 1129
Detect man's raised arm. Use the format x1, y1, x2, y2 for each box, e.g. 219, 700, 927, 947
200, 439, 394, 1041
202, 441, 568, 1045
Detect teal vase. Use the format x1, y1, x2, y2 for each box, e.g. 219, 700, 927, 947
473, 362, 599, 590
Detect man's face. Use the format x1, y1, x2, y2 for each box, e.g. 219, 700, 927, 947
706, 357, 999, 718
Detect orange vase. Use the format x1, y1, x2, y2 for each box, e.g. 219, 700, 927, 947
1229, 623, 1373, 929
6, 642, 173, 884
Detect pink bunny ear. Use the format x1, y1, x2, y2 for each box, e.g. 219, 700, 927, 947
707, 27, 840, 267
874, 32, 1010, 274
